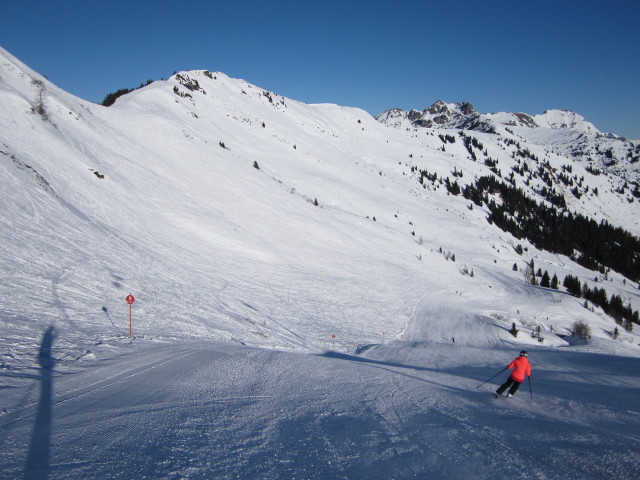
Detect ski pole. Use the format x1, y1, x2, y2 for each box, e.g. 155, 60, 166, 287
528, 376, 533, 401
476, 367, 508, 389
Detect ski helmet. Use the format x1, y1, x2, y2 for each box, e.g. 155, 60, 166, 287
519, 351, 528, 357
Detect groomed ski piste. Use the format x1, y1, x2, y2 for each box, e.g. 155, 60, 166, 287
1, 47, 640, 479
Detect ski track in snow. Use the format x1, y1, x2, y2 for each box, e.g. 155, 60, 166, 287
1, 330, 640, 479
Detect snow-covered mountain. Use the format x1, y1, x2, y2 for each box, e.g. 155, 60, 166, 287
377, 101, 640, 183
1, 47, 640, 479
377, 101, 601, 135
532, 109, 599, 133
375, 100, 482, 130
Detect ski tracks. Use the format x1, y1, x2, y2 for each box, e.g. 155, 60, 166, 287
0, 344, 196, 431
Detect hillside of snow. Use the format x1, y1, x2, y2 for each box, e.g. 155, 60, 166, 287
378, 101, 640, 187
1, 47, 640, 479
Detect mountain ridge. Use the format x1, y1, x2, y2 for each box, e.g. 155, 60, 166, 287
375, 99, 627, 137
376, 100, 640, 182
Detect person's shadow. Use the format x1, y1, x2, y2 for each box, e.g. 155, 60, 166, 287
23, 325, 56, 480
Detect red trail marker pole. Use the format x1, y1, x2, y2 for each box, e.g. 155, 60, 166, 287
125, 294, 135, 337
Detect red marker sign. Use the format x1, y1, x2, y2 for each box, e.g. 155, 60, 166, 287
125, 294, 135, 336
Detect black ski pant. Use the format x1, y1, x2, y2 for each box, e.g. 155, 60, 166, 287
496, 377, 521, 396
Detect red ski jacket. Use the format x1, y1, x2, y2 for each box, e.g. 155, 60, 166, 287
507, 356, 531, 382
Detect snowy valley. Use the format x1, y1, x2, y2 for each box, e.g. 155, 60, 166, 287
1, 46, 640, 479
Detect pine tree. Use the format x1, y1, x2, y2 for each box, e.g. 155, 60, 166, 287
510, 322, 519, 337
541, 271, 551, 288
582, 283, 590, 299
624, 319, 634, 332
531, 325, 544, 343
563, 275, 582, 297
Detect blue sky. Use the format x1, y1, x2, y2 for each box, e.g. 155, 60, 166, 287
2, 0, 639, 139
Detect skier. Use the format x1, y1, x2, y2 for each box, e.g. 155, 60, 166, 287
494, 351, 531, 398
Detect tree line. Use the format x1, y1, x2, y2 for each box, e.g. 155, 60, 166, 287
563, 275, 638, 330
460, 175, 640, 282
101, 80, 154, 107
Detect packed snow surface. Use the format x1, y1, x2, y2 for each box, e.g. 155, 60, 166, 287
2, 313, 640, 479
1, 47, 639, 478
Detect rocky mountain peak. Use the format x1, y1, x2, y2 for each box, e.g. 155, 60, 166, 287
423, 100, 477, 122
375, 100, 482, 130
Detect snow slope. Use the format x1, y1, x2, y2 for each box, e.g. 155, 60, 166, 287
1, 46, 640, 478
2, 330, 640, 479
